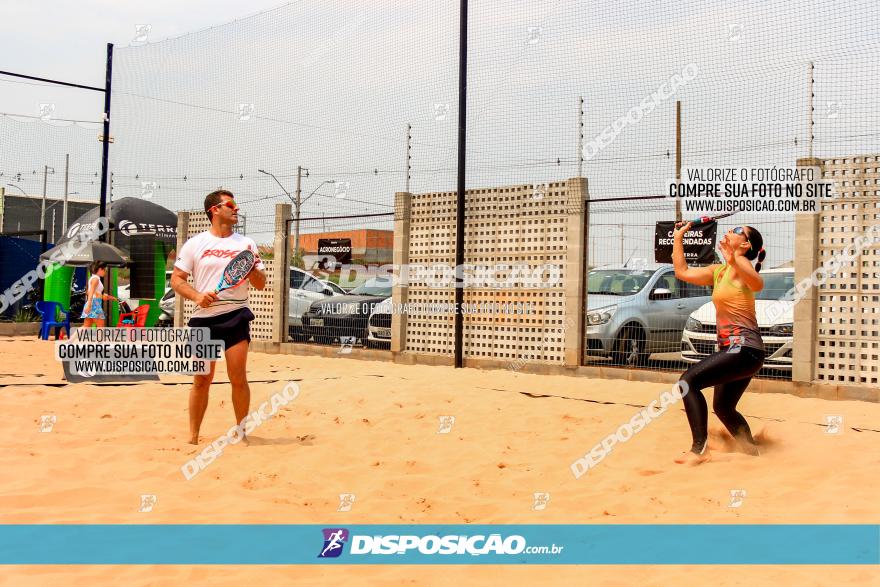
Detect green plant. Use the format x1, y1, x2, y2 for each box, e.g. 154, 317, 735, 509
290, 248, 304, 269
13, 308, 37, 322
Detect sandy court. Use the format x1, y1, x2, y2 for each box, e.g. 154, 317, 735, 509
0, 335, 877, 585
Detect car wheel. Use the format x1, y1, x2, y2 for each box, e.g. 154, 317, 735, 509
611, 326, 648, 367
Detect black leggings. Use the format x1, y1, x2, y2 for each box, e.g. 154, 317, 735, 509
679, 346, 765, 454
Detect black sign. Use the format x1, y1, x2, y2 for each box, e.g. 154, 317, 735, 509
317, 238, 352, 267
654, 221, 717, 265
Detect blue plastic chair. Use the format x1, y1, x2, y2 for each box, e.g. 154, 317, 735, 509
36, 301, 71, 340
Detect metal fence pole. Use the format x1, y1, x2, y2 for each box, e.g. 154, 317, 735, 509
454, 0, 468, 368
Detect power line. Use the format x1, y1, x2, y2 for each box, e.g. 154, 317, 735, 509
0, 112, 103, 125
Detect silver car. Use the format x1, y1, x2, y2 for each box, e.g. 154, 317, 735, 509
586, 263, 712, 367
288, 267, 346, 341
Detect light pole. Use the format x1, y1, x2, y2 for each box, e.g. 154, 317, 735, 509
5, 183, 30, 233
41, 165, 55, 232
259, 168, 334, 255
63, 153, 69, 233
258, 168, 296, 252
5, 183, 27, 196
296, 179, 335, 252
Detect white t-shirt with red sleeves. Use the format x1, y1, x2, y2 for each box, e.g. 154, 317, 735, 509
174, 230, 266, 319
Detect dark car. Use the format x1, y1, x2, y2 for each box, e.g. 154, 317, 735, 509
302, 277, 393, 345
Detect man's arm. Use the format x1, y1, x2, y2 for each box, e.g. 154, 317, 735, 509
171, 268, 217, 308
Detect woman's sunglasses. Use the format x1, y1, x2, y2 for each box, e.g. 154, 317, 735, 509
731, 226, 753, 249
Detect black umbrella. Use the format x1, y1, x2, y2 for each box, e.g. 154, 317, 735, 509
55, 197, 178, 251
39, 240, 130, 266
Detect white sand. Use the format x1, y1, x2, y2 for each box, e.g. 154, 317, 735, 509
0, 336, 877, 585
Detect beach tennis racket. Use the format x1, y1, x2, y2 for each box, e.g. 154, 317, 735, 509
676, 211, 738, 227
214, 250, 256, 294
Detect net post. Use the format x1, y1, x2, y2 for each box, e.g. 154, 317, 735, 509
173, 211, 190, 328
392, 191, 412, 355
272, 203, 292, 344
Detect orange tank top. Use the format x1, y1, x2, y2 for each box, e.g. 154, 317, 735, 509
711, 264, 764, 351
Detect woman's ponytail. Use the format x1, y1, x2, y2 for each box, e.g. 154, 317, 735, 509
744, 226, 766, 272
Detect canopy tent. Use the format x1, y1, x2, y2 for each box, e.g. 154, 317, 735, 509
39, 198, 178, 333
55, 197, 177, 252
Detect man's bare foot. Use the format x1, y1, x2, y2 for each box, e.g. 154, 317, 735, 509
674, 448, 712, 465
189, 435, 199, 445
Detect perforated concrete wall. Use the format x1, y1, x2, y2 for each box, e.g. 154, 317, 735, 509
815, 155, 880, 386
401, 180, 584, 364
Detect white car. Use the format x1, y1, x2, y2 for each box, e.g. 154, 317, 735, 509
681, 268, 795, 372
366, 297, 392, 348
288, 267, 346, 340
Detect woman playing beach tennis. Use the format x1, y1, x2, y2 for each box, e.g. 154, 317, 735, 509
671, 222, 767, 465
81, 261, 116, 328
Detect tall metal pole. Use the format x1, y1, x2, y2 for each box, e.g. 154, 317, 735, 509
577, 96, 584, 177
294, 165, 305, 254
405, 123, 412, 194
62, 153, 69, 234
40, 165, 48, 232
98, 43, 113, 242
675, 100, 682, 222
454, 0, 468, 369
808, 61, 814, 159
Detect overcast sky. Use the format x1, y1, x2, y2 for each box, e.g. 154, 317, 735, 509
2, 1, 879, 265
0, 0, 289, 118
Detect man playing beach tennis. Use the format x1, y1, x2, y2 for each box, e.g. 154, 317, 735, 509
171, 190, 266, 444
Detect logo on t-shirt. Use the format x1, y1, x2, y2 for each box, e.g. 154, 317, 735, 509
201, 249, 243, 259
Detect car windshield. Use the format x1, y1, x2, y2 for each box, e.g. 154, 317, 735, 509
587, 270, 654, 295
350, 279, 393, 297
755, 272, 794, 300
325, 281, 346, 294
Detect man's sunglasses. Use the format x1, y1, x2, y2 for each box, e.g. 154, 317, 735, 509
214, 200, 239, 211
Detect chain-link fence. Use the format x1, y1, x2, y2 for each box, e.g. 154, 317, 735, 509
2, 0, 879, 391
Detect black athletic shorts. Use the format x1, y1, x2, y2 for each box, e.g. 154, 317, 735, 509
188, 307, 255, 353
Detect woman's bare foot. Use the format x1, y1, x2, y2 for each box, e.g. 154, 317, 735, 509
738, 441, 760, 456
674, 448, 712, 465
189, 435, 199, 445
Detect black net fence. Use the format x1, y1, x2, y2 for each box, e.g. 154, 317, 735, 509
2, 0, 880, 383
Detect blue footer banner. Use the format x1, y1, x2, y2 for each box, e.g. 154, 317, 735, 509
0, 525, 877, 564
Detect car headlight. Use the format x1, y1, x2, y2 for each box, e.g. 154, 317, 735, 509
769, 323, 793, 336
685, 317, 702, 332
587, 305, 617, 325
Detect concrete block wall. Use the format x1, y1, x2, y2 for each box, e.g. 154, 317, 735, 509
397, 179, 586, 367
813, 154, 880, 387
